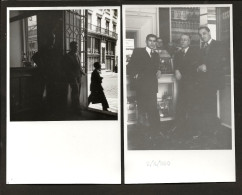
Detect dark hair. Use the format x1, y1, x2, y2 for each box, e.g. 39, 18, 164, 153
94, 62, 101, 69
198, 26, 210, 33
180, 33, 191, 40
146, 34, 157, 42
70, 41, 77, 47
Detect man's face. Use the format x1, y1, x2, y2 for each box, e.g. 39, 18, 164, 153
146, 36, 157, 50
199, 28, 211, 43
71, 43, 78, 53
156, 39, 163, 48
180, 35, 190, 49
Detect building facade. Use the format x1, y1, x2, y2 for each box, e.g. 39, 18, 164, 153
87, 9, 118, 72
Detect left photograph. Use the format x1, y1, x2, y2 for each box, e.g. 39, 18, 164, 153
7, 7, 121, 184
9, 8, 119, 121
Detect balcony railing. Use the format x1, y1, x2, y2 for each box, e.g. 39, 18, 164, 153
88, 23, 118, 39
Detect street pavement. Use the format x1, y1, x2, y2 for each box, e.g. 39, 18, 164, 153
88, 70, 118, 113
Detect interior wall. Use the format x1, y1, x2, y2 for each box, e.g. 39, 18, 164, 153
125, 8, 158, 47
159, 8, 170, 44
10, 20, 23, 67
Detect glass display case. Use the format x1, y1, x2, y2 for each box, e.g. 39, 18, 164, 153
127, 74, 177, 124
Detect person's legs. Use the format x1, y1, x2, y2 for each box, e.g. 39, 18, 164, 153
136, 91, 147, 126
100, 91, 109, 111
146, 92, 160, 130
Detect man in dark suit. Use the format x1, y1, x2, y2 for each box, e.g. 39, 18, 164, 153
63, 41, 86, 113
173, 34, 200, 131
195, 26, 226, 138
127, 34, 162, 132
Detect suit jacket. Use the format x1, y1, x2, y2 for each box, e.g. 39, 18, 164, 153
127, 48, 160, 94
32, 47, 63, 81
197, 40, 226, 91
174, 46, 200, 90
63, 52, 85, 83
90, 69, 103, 92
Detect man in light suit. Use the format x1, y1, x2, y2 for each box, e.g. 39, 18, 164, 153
174, 34, 200, 131
127, 34, 162, 133
63, 41, 86, 113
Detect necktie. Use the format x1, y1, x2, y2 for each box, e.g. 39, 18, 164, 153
202, 42, 209, 55
150, 50, 155, 58
181, 49, 186, 56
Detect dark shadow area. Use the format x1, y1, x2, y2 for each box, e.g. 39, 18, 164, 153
11, 107, 117, 121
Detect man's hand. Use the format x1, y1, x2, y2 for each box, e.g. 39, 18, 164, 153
175, 70, 182, 80
156, 70, 162, 79
197, 64, 207, 73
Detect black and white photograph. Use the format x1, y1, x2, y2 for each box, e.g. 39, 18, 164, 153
9, 8, 119, 121
124, 4, 235, 183
6, 7, 121, 184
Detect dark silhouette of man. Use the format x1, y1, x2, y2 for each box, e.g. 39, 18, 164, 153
63, 41, 86, 113
127, 34, 162, 133
88, 62, 109, 111
32, 32, 65, 116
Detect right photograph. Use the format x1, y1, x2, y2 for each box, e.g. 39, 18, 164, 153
124, 5, 233, 150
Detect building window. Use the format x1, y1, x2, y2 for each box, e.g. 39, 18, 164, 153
106, 41, 115, 55
95, 38, 100, 53
88, 13, 92, 30
97, 17, 101, 33
87, 37, 92, 53
105, 9, 110, 14
113, 24, 116, 32
113, 9, 118, 17
105, 20, 110, 35
87, 37, 100, 54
